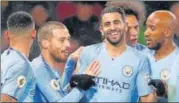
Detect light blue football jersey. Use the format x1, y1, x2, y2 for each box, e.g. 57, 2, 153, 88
135, 43, 148, 51
144, 47, 179, 102
176, 59, 179, 102
61, 43, 149, 89
76, 43, 152, 102
31, 55, 85, 102
1, 48, 36, 102
145, 47, 179, 82
168, 55, 179, 102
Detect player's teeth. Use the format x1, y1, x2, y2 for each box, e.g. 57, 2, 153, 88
111, 32, 117, 35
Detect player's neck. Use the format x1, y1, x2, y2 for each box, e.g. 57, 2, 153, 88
155, 41, 176, 60
105, 40, 127, 58
10, 38, 32, 58
56, 62, 65, 76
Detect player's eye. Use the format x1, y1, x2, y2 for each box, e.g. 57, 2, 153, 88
134, 26, 139, 29
113, 20, 121, 24
59, 39, 65, 43
150, 26, 156, 31
68, 37, 71, 42
104, 22, 110, 27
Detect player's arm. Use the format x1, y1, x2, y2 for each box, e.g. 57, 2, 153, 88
1, 94, 17, 102
1, 61, 29, 102
35, 59, 100, 102
1, 94, 17, 103
148, 79, 167, 96
35, 66, 98, 102
64, 59, 101, 92
140, 91, 157, 102
137, 57, 157, 102
62, 46, 100, 88
35, 69, 82, 102
141, 78, 168, 102
61, 47, 84, 88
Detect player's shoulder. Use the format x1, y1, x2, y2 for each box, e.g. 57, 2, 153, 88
31, 56, 54, 84
174, 46, 179, 55
31, 55, 46, 73
1, 49, 27, 70
1, 50, 30, 79
31, 55, 43, 67
78, 43, 104, 68
31, 55, 54, 81
127, 46, 149, 61
83, 42, 103, 53
173, 54, 179, 66
1, 49, 26, 64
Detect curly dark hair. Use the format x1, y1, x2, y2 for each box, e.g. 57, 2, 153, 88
99, 6, 126, 26
106, 0, 146, 25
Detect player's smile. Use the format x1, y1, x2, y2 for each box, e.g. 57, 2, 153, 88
107, 29, 122, 40
130, 38, 137, 45
109, 32, 119, 39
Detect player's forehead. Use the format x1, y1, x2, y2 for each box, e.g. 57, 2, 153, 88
52, 28, 70, 39
102, 12, 123, 23
126, 15, 139, 27
146, 15, 160, 26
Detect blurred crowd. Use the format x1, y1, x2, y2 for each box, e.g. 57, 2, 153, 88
1, 1, 179, 62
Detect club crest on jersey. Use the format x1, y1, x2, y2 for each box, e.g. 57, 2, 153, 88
122, 65, 133, 77
50, 79, 60, 90
17, 75, 26, 88
160, 69, 171, 81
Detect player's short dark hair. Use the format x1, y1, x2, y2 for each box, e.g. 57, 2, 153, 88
99, 6, 125, 26
106, 1, 146, 24
7, 11, 34, 34
38, 21, 67, 45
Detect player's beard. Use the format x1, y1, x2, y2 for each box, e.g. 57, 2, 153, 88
50, 51, 61, 62
49, 46, 68, 63
149, 42, 161, 50
105, 29, 125, 46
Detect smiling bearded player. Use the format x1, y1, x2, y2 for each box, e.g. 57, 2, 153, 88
69, 6, 157, 102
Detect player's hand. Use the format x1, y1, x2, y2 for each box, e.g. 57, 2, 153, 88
70, 46, 84, 62
84, 60, 101, 77
70, 74, 95, 91
148, 79, 166, 97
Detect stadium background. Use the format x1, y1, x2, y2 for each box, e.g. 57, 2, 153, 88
1, 1, 179, 54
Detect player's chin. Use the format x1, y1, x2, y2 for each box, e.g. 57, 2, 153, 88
130, 43, 136, 47
147, 44, 155, 49
130, 40, 137, 46
146, 42, 151, 48
61, 55, 69, 62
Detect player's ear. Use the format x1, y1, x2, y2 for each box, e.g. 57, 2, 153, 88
164, 28, 171, 37
31, 29, 36, 39
4, 30, 10, 41
124, 22, 128, 32
99, 25, 103, 34
41, 39, 50, 49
